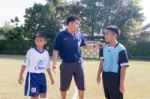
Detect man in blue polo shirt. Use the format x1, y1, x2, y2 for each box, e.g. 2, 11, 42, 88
52, 15, 101, 99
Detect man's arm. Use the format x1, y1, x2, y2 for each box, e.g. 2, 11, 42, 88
52, 50, 59, 72
47, 68, 54, 85
82, 44, 95, 50
18, 65, 26, 84
82, 43, 102, 50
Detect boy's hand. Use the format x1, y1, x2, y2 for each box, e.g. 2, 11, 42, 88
119, 84, 125, 93
50, 78, 54, 85
18, 75, 24, 84
97, 75, 101, 84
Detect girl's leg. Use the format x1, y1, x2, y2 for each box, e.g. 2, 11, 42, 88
40, 93, 46, 99
31, 96, 39, 99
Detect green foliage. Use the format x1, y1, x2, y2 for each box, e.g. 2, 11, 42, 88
24, 3, 57, 40
0, 40, 53, 54
76, 0, 144, 39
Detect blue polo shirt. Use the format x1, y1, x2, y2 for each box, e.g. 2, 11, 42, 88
53, 29, 86, 62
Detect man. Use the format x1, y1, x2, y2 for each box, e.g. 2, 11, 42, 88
52, 15, 101, 99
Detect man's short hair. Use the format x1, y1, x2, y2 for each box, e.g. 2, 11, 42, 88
66, 15, 81, 25
104, 25, 121, 36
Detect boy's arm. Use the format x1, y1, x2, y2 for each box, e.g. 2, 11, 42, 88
97, 47, 104, 84
47, 68, 54, 85
97, 60, 103, 84
120, 67, 127, 90
18, 65, 26, 84
119, 49, 129, 93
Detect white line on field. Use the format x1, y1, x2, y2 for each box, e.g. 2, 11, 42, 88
72, 87, 78, 99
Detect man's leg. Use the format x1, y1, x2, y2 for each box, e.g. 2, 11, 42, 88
60, 62, 73, 99
74, 61, 85, 99
61, 91, 67, 99
78, 90, 84, 99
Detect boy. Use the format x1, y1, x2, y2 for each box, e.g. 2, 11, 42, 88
18, 32, 54, 99
97, 26, 129, 99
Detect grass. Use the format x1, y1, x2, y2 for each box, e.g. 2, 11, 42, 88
0, 55, 150, 99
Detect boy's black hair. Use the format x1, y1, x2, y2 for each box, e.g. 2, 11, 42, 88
35, 32, 47, 40
104, 25, 121, 37
66, 15, 81, 25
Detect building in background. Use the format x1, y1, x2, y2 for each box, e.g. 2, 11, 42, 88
139, 23, 150, 41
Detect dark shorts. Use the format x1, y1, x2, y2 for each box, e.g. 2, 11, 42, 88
60, 61, 85, 91
102, 72, 123, 99
25, 72, 47, 97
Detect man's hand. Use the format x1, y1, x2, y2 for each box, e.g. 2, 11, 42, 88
119, 84, 125, 93
52, 64, 57, 73
18, 75, 24, 84
95, 42, 103, 49
50, 77, 54, 85
97, 75, 101, 84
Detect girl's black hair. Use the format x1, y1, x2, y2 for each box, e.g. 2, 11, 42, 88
35, 32, 47, 40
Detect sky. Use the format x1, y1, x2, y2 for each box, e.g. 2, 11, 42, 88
0, 0, 150, 26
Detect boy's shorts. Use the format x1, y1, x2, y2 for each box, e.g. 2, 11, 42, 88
25, 72, 47, 97
102, 72, 123, 99
60, 61, 85, 91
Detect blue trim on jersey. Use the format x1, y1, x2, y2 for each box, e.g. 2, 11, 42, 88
34, 48, 45, 54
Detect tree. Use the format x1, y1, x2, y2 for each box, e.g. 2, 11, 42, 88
24, 3, 55, 40
1, 21, 24, 40
23, 0, 64, 40
77, 0, 144, 40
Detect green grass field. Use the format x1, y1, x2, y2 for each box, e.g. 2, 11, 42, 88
0, 55, 150, 99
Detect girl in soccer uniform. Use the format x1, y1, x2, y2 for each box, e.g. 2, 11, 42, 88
18, 32, 54, 99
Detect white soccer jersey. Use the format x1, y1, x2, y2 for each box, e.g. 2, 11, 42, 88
23, 48, 51, 73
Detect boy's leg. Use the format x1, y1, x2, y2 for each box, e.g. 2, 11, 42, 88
74, 61, 85, 99
107, 73, 123, 99
102, 72, 111, 99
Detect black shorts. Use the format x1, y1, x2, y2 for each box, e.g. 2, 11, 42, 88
102, 72, 123, 99
60, 61, 85, 91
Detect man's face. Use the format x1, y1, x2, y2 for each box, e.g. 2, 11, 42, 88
35, 37, 47, 48
104, 30, 117, 43
68, 20, 80, 32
